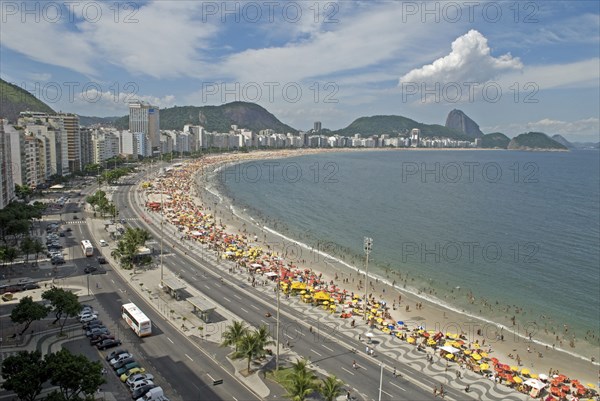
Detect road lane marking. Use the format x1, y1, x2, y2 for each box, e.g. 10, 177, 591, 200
381, 389, 393, 397
311, 349, 322, 357
206, 373, 215, 381
204, 285, 211, 289
223, 297, 231, 302
389, 382, 406, 391
260, 320, 268, 325
321, 344, 334, 352
250, 305, 259, 310
167, 337, 174, 344
185, 353, 193, 361
240, 307, 249, 313
285, 334, 293, 339
341, 367, 355, 376
233, 294, 242, 300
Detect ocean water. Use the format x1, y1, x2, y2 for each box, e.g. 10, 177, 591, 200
218, 149, 600, 354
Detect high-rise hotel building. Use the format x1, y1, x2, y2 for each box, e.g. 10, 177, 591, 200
129, 101, 160, 154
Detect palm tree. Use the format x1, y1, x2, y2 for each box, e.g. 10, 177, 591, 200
254, 324, 275, 358
319, 375, 344, 401
283, 358, 318, 401
20, 237, 35, 264
233, 332, 262, 373
220, 321, 248, 352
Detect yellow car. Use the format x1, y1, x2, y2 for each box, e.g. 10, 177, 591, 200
120, 367, 145, 382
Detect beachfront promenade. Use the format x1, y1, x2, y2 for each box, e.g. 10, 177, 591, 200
93, 159, 546, 401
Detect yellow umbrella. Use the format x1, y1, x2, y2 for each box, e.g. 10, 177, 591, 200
587, 383, 596, 389
329, 304, 336, 309
407, 337, 416, 344
521, 368, 530, 376
472, 343, 480, 349
472, 353, 482, 361
445, 354, 454, 359
464, 350, 472, 355
480, 363, 490, 371
371, 308, 378, 313
322, 301, 329, 305
376, 317, 384, 323
530, 374, 539, 379
513, 376, 523, 384
510, 366, 519, 372
427, 339, 437, 346
352, 299, 358, 304
480, 352, 489, 358
300, 290, 306, 295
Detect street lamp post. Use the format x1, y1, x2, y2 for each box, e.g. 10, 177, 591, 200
276, 262, 281, 371
363, 237, 373, 320
378, 363, 384, 401
160, 154, 164, 283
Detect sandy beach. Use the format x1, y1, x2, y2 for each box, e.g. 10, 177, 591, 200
145, 148, 599, 390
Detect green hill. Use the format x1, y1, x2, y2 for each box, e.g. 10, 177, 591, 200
115, 102, 297, 133
507, 132, 568, 150
481, 132, 510, 149
0, 78, 55, 122
334, 115, 468, 139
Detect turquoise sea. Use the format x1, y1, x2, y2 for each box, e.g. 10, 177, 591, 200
218, 149, 600, 356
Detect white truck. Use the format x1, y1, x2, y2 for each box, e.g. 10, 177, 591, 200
136, 387, 169, 401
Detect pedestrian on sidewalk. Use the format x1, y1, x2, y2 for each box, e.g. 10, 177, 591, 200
392, 367, 397, 378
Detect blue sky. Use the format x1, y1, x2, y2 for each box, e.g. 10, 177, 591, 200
1, 1, 599, 141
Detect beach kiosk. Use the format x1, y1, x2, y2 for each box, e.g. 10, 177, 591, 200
187, 296, 216, 322
161, 277, 187, 301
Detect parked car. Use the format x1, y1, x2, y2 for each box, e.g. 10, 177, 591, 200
113, 357, 135, 370
86, 327, 109, 337
130, 380, 154, 393
106, 349, 129, 361
83, 319, 103, 330
79, 314, 98, 323
89, 333, 113, 345
116, 362, 141, 376
97, 338, 122, 350
99, 240, 108, 247
97, 256, 107, 264
78, 306, 95, 317
131, 384, 157, 400
127, 374, 155, 387
120, 367, 145, 382
110, 352, 133, 366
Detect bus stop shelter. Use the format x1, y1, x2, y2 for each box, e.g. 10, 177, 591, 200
188, 296, 216, 322
161, 277, 187, 300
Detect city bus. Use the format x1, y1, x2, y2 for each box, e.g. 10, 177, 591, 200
121, 303, 152, 337
81, 240, 94, 257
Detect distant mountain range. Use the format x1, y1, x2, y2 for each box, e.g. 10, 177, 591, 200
1, 77, 592, 151
0, 78, 55, 122
552, 134, 599, 149
114, 102, 297, 134
333, 115, 468, 139
508, 132, 567, 150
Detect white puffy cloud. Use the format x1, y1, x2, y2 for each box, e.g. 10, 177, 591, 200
399, 30, 523, 85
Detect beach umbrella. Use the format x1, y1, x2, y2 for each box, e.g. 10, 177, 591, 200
530, 374, 539, 379
480, 363, 490, 371
407, 337, 416, 344
365, 332, 374, 338
510, 366, 519, 372
521, 368, 530, 376
464, 350, 472, 355
472, 353, 482, 361
397, 321, 404, 325
588, 383, 596, 389
445, 354, 454, 360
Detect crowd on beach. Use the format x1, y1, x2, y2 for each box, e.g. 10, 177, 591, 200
141, 154, 599, 401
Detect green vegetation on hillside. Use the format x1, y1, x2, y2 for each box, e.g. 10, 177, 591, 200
481, 132, 510, 149
115, 101, 297, 133
0, 79, 55, 123
334, 115, 467, 139
508, 132, 568, 150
